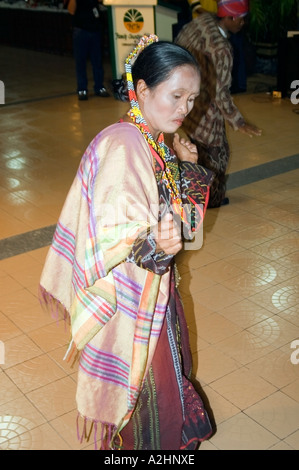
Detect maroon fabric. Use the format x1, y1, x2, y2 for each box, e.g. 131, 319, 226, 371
120, 272, 212, 450
120, 285, 184, 450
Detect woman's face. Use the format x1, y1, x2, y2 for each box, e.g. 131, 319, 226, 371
137, 65, 200, 139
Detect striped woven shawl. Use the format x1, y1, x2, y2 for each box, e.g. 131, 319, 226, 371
39, 122, 171, 447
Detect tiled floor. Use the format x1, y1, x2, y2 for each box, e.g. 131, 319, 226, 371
0, 45, 299, 450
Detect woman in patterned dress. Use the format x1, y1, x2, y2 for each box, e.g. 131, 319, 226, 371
39, 37, 213, 450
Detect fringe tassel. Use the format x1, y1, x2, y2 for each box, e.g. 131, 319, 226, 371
38, 284, 70, 325
76, 413, 119, 450
62, 339, 81, 368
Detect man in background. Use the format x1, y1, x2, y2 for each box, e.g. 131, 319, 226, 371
176, 0, 261, 208
67, 0, 109, 100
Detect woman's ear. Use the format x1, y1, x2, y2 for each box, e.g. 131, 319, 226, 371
136, 79, 149, 103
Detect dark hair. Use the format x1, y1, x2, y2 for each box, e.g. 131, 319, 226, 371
131, 41, 200, 90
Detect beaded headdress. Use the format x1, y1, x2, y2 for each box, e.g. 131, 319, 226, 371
125, 34, 159, 119
125, 35, 185, 222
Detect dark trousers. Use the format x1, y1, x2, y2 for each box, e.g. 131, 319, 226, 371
73, 27, 104, 92
230, 31, 247, 93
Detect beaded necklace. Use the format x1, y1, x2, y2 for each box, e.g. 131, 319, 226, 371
125, 35, 185, 222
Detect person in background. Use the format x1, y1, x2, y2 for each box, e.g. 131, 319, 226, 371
39, 36, 214, 450
176, 0, 262, 208
67, 0, 109, 100
188, 0, 247, 93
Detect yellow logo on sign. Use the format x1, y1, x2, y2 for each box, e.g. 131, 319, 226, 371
124, 9, 144, 33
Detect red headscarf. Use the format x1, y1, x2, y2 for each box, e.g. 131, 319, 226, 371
217, 0, 249, 18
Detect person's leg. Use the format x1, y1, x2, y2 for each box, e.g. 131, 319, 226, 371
73, 27, 89, 98
230, 31, 247, 94
89, 30, 109, 96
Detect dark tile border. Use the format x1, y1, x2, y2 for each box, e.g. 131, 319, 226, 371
0, 225, 55, 261
227, 153, 299, 189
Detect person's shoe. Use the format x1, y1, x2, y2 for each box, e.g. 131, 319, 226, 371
78, 90, 88, 101
220, 197, 230, 206
95, 87, 110, 98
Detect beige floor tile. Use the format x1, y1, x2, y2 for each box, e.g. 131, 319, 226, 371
284, 429, 299, 450
179, 268, 216, 298
182, 295, 216, 328
0, 371, 23, 406
193, 345, 241, 384
198, 438, 219, 450
0, 396, 46, 430
248, 278, 299, 314
247, 349, 299, 389
0, 252, 40, 276
278, 212, 299, 231
49, 410, 89, 450
48, 346, 79, 376
192, 312, 242, 345
201, 238, 245, 260
247, 316, 299, 349
1, 334, 43, 370
27, 246, 50, 265
276, 251, 299, 269
245, 391, 299, 440
218, 299, 272, 329
192, 284, 243, 311
5, 354, 66, 393
201, 386, 239, 426
180, 249, 219, 271
28, 320, 70, 353
209, 368, 277, 410
26, 376, 77, 421
252, 231, 299, 261
221, 271, 273, 297
189, 330, 210, 356
195, 259, 245, 284
0, 274, 24, 297
279, 305, 299, 328
215, 330, 276, 365
270, 440, 294, 450
282, 379, 299, 404
10, 263, 43, 291
226, 250, 272, 271
209, 412, 279, 450
0, 287, 40, 318
246, 260, 298, 286
9, 303, 54, 334
0, 193, 57, 229
228, 192, 269, 213
0, 312, 22, 341
0, 422, 71, 450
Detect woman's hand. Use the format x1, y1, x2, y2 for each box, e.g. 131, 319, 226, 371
173, 133, 198, 163
238, 123, 262, 137
153, 213, 182, 256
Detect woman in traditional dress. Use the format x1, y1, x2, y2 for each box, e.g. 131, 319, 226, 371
39, 36, 213, 450
176, 0, 262, 208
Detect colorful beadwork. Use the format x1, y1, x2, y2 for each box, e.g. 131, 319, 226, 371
125, 35, 185, 222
